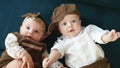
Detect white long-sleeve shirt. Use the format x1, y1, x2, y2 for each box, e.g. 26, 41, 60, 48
5, 33, 24, 58
51, 25, 109, 68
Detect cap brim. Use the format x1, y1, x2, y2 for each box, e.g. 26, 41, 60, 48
48, 22, 58, 34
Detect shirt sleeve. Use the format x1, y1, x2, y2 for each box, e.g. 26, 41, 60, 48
86, 25, 109, 44
5, 33, 24, 58
51, 38, 65, 59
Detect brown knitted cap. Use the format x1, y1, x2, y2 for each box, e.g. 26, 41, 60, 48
48, 4, 80, 34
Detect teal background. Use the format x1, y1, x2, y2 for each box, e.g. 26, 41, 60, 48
0, 0, 120, 68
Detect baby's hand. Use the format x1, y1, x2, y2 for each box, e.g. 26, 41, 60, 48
102, 29, 120, 43
42, 58, 50, 68
20, 50, 34, 68
108, 29, 120, 42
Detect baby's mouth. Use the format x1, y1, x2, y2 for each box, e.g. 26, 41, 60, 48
26, 36, 33, 40
69, 29, 74, 32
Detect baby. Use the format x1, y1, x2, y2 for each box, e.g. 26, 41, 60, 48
43, 4, 120, 68
0, 12, 48, 68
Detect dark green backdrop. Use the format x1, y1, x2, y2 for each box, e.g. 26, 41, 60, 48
0, 0, 120, 68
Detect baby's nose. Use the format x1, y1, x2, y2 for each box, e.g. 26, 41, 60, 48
28, 30, 33, 36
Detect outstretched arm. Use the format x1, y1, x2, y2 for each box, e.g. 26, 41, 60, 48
102, 29, 120, 43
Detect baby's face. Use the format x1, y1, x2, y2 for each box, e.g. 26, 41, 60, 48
20, 18, 45, 41
58, 14, 81, 37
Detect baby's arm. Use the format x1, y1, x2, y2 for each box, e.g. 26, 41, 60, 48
43, 49, 61, 68
5, 33, 34, 68
101, 29, 120, 43
5, 33, 24, 58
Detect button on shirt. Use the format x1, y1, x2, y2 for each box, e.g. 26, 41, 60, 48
51, 25, 109, 68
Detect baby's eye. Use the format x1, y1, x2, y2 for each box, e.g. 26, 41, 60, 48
63, 22, 67, 25
72, 20, 76, 23
26, 27, 30, 29
34, 30, 39, 33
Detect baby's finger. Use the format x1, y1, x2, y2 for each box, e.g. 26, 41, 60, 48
110, 29, 116, 36
21, 61, 26, 68
27, 61, 34, 68
117, 32, 120, 38
43, 58, 49, 67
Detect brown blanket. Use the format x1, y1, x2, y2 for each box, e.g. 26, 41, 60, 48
82, 58, 111, 68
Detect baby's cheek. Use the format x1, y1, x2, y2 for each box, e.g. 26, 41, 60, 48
76, 23, 81, 28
